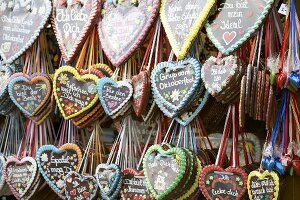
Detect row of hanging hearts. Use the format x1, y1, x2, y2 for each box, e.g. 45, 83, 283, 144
0, 0, 275, 68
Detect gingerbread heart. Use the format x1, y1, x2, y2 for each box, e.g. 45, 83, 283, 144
53, 66, 99, 119
64, 171, 98, 200
98, 77, 133, 116
121, 168, 153, 200
4, 157, 38, 199
143, 144, 187, 199
98, 0, 159, 66
0, 0, 51, 63
52, 0, 100, 63
160, 0, 216, 59
199, 165, 248, 200
205, 0, 274, 55
202, 56, 241, 96
36, 143, 82, 198
247, 170, 279, 200
8, 75, 52, 117
132, 71, 150, 117
151, 57, 201, 116
95, 163, 123, 199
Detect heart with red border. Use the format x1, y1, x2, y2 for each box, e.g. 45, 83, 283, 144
53, 66, 99, 120
36, 143, 82, 198
8, 75, 52, 117
199, 165, 248, 200
4, 156, 38, 199
0, 0, 51, 64
205, 0, 275, 55
121, 168, 154, 200
98, 77, 133, 116
98, 0, 159, 66
52, 0, 100, 63
132, 71, 150, 117
64, 171, 98, 200
201, 56, 241, 96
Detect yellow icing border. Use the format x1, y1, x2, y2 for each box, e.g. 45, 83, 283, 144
160, 0, 216, 59
247, 170, 279, 200
53, 66, 100, 120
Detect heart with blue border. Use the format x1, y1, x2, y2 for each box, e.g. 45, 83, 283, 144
151, 57, 201, 117
8, 74, 52, 117
205, 0, 274, 55
95, 163, 123, 199
98, 77, 133, 116
36, 143, 82, 198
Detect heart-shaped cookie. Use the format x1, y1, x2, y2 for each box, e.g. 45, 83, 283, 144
202, 56, 241, 96
247, 170, 279, 200
160, 0, 216, 59
8, 75, 52, 117
0, 0, 51, 63
132, 71, 150, 117
121, 168, 153, 200
53, 66, 99, 119
98, 77, 133, 116
4, 156, 38, 199
205, 0, 274, 55
36, 143, 82, 198
52, 0, 100, 63
151, 57, 201, 116
199, 165, 248, 200
98, 0, 159, 66
143, 144, 187, 199
64, 171, 98, 200
95, 163, 123, 199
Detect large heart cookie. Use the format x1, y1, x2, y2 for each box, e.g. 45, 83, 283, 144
64, 171, 98, 200
95, 163, 123, 200
247, 170, 279, 200
121, 168, 153, 200
199, 165, 248, 200
52, 0, 100, 63
0, 0, 51, 63
143, 144, 187, 199
0, 65, 12, 100
160, 0, 216, 59
36, 143, 82, 198
98, 77, 133, 116
4, 157, 38, 199
53, 66, 99, 119
99, 0, 159, 66
151, 57, 201, 115
8, 75, 52, 117
205, 0, 274, 55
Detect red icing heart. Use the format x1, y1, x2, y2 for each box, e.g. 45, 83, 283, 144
223, 31, 237, 45
199, 165, 247, 200
70, 189, 76, 196
83, 191, 90, 198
